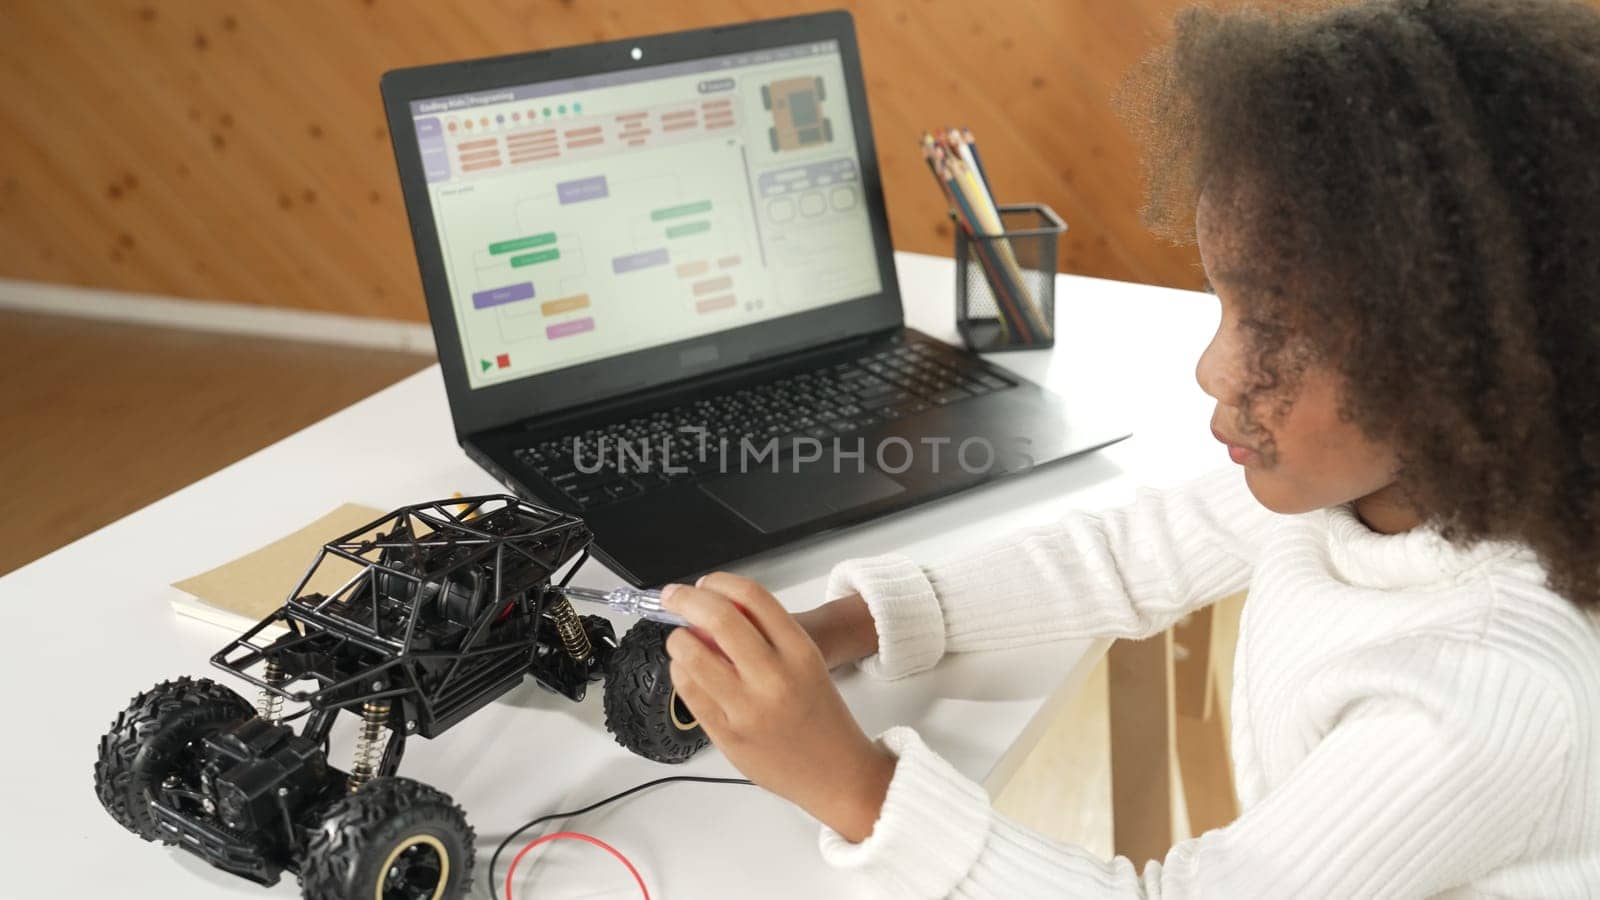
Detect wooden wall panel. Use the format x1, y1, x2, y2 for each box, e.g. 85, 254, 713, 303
0, 0, 1202, 323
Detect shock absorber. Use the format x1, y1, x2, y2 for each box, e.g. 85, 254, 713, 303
549, 595, 594, 662
257, 660, 285, 723
348, 699, 391, 792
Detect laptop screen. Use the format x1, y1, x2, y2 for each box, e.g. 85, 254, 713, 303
405, 39, 884, 390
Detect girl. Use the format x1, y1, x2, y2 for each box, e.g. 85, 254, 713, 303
660, 0, 1600, 895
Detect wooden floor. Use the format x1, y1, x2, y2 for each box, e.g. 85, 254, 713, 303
0, 311, 433, 574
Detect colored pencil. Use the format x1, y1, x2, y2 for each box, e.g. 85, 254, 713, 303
940, 154, 1036, 343
947, 146, 1042, 340
961, 127, 991, 189
928, 127, 1052, 341
925, 132, 1027, 339
948, 131, 1050, 338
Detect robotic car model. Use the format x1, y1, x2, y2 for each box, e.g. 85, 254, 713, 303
762, 75, 833, 151
93, 495, 708, 899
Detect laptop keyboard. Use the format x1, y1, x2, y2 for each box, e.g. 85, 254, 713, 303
512, 336, 1014, 510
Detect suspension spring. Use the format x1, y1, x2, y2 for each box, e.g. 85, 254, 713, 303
347, 699, 391, 793
257, 661, 285, 723
549, 596, 593, 662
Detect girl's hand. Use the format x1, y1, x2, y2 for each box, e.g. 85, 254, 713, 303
661, 573, 896, 843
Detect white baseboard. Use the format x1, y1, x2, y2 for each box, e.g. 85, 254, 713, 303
0, 277, 436, 354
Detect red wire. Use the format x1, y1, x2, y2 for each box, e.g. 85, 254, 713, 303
505, 830, 650, 900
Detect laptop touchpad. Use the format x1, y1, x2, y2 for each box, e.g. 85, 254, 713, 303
699, 465, 906, 534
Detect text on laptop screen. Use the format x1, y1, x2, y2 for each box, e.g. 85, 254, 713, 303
407, 40, 883, 389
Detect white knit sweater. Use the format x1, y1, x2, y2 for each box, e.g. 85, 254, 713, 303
817, 466, 1600, 897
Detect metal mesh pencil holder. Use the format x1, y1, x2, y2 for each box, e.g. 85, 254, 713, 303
953, 203, 1067, 352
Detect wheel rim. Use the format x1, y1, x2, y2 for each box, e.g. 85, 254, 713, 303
669, 688, 697, 731
375, 834, 448, 900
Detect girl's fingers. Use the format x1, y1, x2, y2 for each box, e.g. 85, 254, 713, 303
662, 583, 778, 671
664, 619, 742, 700
693, 572, 810, 656
667, 659, 726, 733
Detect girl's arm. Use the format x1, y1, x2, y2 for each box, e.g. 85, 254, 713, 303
822, 465, 1277, 679
794, 592, 878, 669
661, 575, 1572, 899
820, 637, 1572, 898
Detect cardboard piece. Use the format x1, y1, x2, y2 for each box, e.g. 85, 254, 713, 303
170, 503, 385, 634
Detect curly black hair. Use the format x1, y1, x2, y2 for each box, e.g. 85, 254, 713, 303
1121, 0, 1600, 606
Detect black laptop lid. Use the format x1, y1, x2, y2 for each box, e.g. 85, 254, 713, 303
381, 11, 902, 438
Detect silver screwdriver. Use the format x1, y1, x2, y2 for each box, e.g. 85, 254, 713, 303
560, 585, 689, 627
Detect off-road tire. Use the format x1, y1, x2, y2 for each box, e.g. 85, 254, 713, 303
603, 620, 709, 764
94, 676, 254, 841
300, 777, 474, 900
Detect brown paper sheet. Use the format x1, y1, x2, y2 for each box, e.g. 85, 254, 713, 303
170, 503, 385, 632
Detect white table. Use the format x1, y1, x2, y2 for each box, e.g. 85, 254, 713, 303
0, 251, 1222, 898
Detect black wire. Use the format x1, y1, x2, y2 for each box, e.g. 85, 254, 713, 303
487, 774, 756, 900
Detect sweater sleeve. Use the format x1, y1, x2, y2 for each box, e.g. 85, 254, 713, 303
826, 466, 1275, 680
818, 638, 1573, 898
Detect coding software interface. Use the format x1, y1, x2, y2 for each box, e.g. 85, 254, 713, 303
408, 40, 883, 390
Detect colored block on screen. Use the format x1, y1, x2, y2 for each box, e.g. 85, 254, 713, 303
612, 248, 668, 273
417, 116, 450, 184
489, 233, 556, 255
692, 276, 733, 296
696, 295, 736, 313
472, 282, 535, 309
540, 294, 590, 316
557, 175, 609, 205
547, 317, 595, 339
666, 220, 712, 238
510, 248, 561, 267
651, 200, 713, 221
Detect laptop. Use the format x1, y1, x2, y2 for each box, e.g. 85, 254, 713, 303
380, 11, 1128, 586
